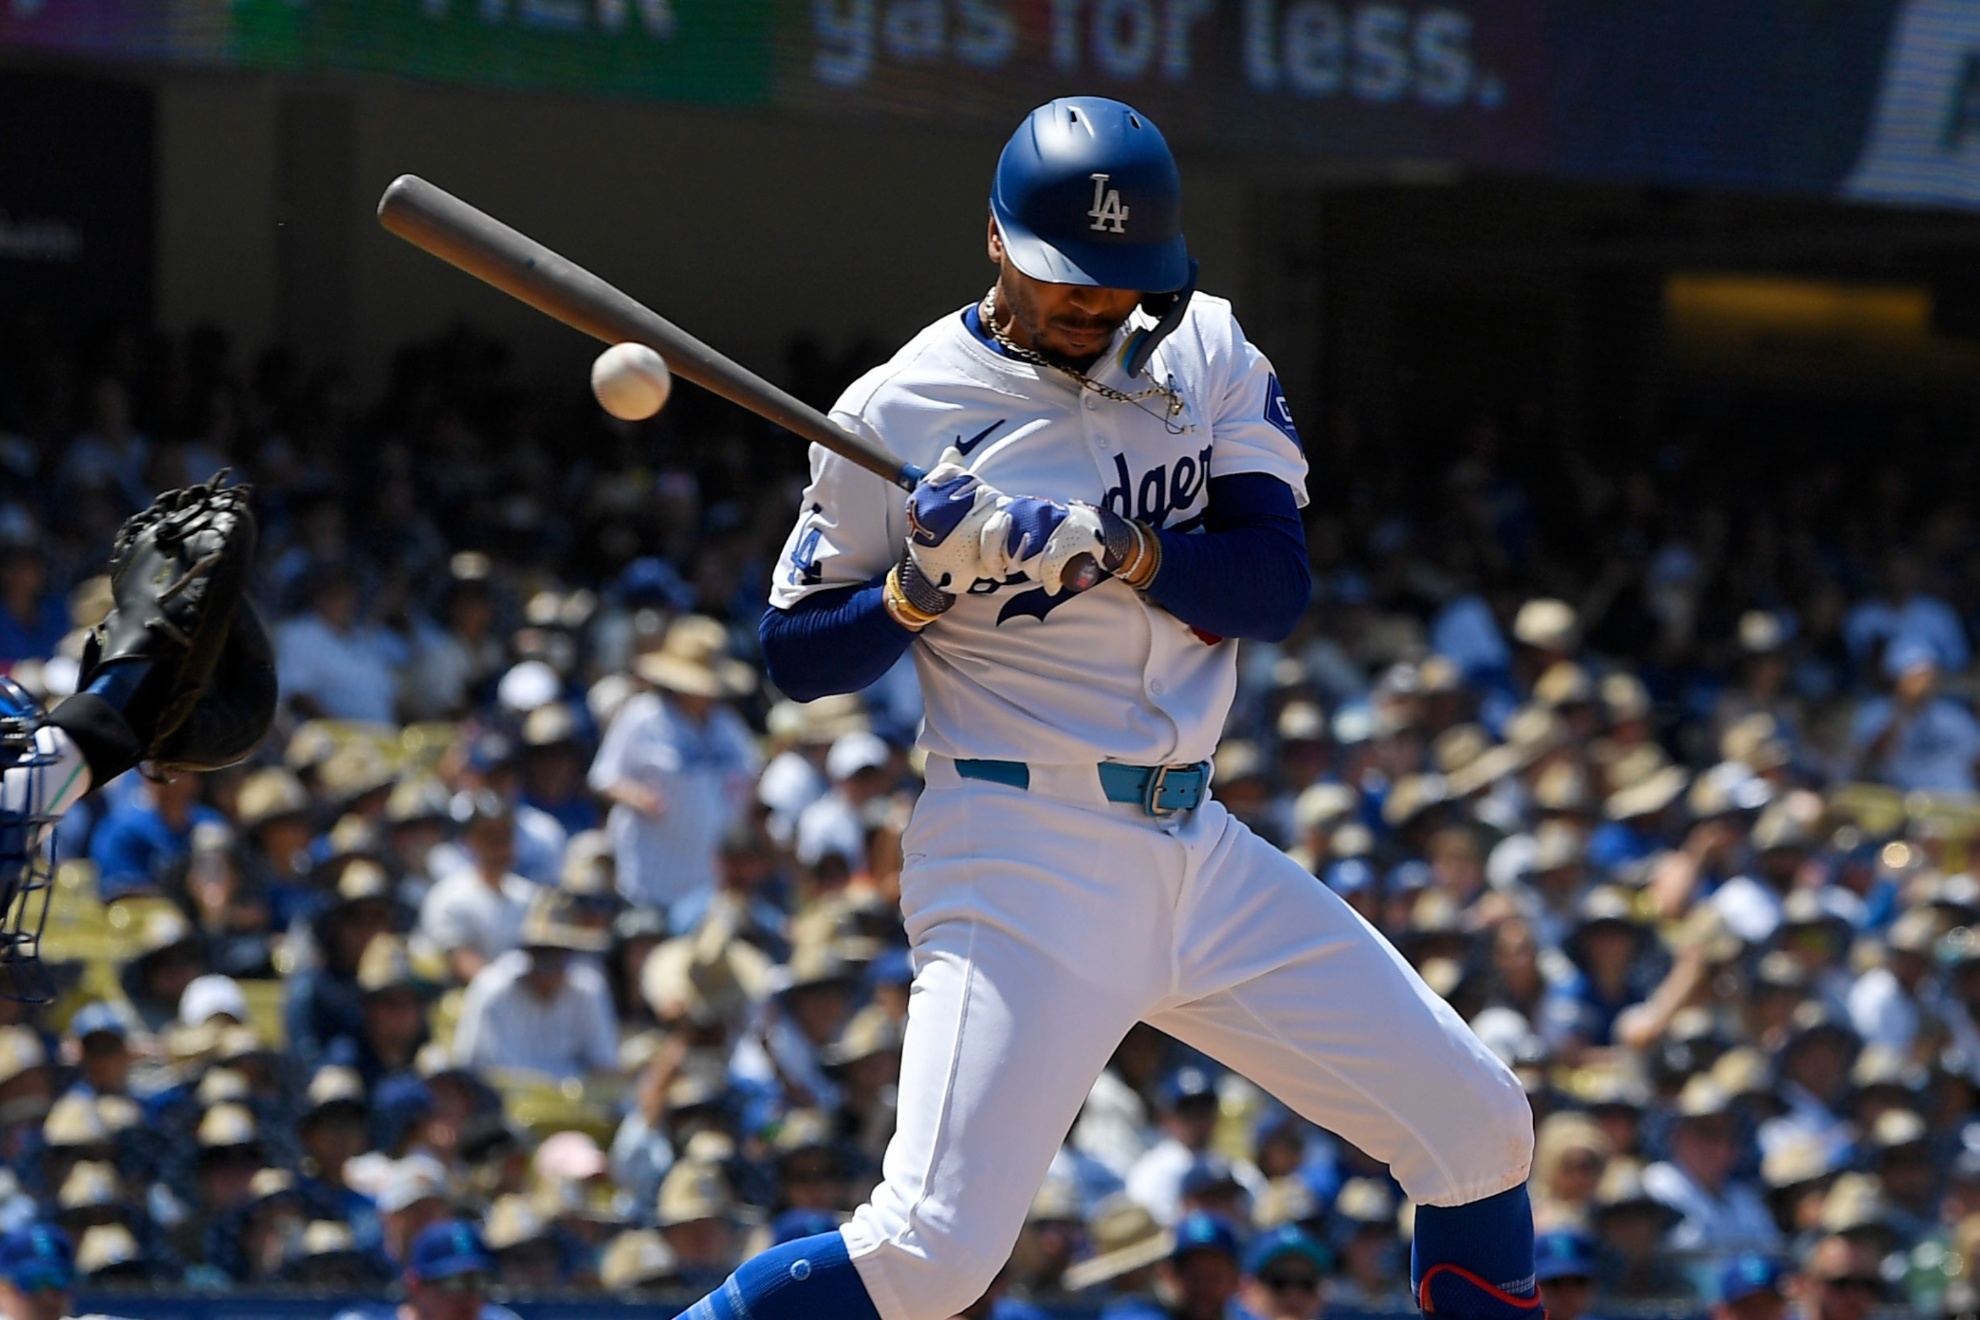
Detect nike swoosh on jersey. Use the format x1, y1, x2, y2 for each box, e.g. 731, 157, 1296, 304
953, 419, 1005, 456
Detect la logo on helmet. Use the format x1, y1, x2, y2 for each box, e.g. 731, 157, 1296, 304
1087, 173, 1129, 233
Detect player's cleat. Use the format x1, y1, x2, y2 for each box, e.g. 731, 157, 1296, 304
1418, 1263, 1545, 1320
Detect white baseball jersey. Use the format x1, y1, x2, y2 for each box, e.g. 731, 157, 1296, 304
769, 294, 1308, 767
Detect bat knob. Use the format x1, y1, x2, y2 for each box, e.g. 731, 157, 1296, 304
1063, 554, 1104, 594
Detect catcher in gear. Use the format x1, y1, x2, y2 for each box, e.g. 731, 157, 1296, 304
0, 472, 274, 1000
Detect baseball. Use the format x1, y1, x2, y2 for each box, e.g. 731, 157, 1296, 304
591, 342, 672, 421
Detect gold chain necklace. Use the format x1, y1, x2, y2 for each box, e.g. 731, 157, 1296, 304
978, 288, 1185, 422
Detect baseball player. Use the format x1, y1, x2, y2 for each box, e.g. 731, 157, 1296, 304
686, 99, 1535, 1320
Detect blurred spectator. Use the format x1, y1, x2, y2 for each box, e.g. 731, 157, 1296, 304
285, 868, 406, 1074
1532, 1230, 1599, 1320
452, 891, 618, 1079
0, 1224, 69, 1320
1126, 1069, 1227, 1227
418, 793, 532, 985
1156, 1213, 1242, 1320
1711, 1254, 1787, 1320
91, 771, 224, 901
1326, 1179, 1407, 1307
276, 565, 407, 725
331, 1218, 521, 1320
589, 615, 760, 910
1239, 1224, 1329, 1320
0, 539, 65, 667
1645, 1079, 1782, 1281
1850, 639, 1980, 792
1787, 1233, 1886, 1320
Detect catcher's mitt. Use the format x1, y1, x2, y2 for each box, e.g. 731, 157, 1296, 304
152, 598, 278, 774
77, 472, 265, 768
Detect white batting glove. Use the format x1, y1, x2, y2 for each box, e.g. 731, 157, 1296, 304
904, 446, 1010, 593
993, 497, 1161, 595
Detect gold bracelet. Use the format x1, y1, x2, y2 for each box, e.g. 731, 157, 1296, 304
883, 565, 943, 631
1116, 520, 1162, 591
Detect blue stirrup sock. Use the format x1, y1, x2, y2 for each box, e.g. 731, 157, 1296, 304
677, 1232, 884, 1320
1411, 1183, 1540, 1319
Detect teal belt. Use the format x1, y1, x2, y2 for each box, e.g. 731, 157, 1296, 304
954, 758, 1209, 816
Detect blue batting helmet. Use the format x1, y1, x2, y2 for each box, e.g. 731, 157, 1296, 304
990, 97, 1190, 294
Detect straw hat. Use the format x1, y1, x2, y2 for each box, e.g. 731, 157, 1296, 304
641, 932, 773, 1026
1252, 1176, 1320, 1230
316, 743, 397, 807
355, 935, 424, 997
1061, 1194, 1172, 1291
236, 768, 311, 831
1600, 673, 1652, 723
655, 1159, 735, 1228
484, 1194, 555, 1251
520, 889, 611, 954
599, 1229, 680, 1291
820, 1004, 904, 1070
1513, 599, 1578, 652
75, 1224, 143, 1276
1534, 661, 1593, 709
766, 693, 871, 745
1431, 725, 1492, 778
1604, 752, 1689, 821
559, 830, 616, 896
635, 616, 754, 698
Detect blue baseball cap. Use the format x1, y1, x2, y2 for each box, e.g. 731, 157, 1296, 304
1170, 1212, 1240, 1264
1883, 635, 1939, 680
1718, 1253, 1785, 1304
1160, 1066, 1217, 1109
0, 1224, 75, 1292
1180, 1155, 1243, 1199
405, 1219, 494, 1283
1324, 857, 1377, 897
67, 1002, 128, 1042
1532, 1230, 1597, 1282
1242, 1224, 1330, 1278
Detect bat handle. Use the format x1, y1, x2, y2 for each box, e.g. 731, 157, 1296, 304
895, 461, 928, 490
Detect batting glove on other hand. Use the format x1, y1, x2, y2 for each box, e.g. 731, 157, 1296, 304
998, 497, 1162, 596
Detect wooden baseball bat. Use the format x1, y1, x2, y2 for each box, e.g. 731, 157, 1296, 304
376, 174, 928, 490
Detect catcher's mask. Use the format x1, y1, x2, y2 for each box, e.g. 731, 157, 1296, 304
0, 676, 56, 1002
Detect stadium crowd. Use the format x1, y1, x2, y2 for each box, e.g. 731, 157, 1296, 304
3, 318, 1980, 1320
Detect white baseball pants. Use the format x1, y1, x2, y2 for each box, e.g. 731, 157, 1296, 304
840, 759, 1533, 1320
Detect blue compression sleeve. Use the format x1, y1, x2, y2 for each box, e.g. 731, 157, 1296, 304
679, 1232, 883, 1320
759, 579, 915, 703
1412, 1183, 1540, 1318
1145, 472, 1310, 642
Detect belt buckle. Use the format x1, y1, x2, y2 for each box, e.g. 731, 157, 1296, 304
1142, 764, 1178, 817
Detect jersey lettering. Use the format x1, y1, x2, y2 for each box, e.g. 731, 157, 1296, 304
1100, 448, 1212, 530
1264, 373, 1300, 446
787, 505, 825, 586
1088, 173, 1130, 233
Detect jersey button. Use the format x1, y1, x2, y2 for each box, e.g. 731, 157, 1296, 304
1082, 395, 1098, 411
1097, 436, 1112, 449
1150, 680, 1167, 695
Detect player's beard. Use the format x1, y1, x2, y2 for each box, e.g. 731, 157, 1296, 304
993, 273, 1129, 371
